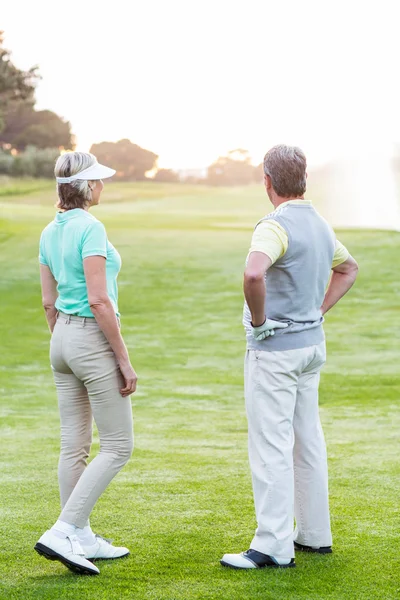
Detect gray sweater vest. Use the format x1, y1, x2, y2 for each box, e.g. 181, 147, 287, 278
243, 203, 336, 351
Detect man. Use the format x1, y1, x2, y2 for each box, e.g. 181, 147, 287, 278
221, 145, 358, 569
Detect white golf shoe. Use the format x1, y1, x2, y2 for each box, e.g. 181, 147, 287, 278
81, 535, 130, 561
220, 549, 295, 569
34, 530, 100, 575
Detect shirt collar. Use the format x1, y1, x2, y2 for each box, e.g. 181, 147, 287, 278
277, 198, 312, 209
55, 208, 88, 222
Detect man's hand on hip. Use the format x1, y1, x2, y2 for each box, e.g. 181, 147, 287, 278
251, 318, 289, 341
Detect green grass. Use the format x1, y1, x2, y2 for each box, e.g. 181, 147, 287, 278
0, 181, 399, 599
0, 176, 55, 197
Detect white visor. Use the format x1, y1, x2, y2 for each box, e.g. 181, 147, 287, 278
56, 162, 116, 183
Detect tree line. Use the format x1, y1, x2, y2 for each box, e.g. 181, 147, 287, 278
0, 32, 261, 185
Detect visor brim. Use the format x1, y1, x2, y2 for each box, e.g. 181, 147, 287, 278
77, 164, 116, 180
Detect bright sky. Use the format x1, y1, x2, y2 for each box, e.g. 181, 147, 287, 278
2, 0, 400, 169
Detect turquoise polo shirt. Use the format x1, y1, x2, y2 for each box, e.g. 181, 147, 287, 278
39, 209, 121, 317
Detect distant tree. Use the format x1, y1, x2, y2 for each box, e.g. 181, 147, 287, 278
180, 175, 207, 185
0, 145, 60, 178
153, 168, 179, 183
0, 148, 13, 174
90, 139, 158, 180
15, 109, 73, 150
253, 162, 264, 182
0, 31, 38, 132
0, 104, 74, 150
0, 33, 72, 150
207, 148, 256, 185
10, 151, 36, 177
0, 100, 34, 143
27, 146, 61, 178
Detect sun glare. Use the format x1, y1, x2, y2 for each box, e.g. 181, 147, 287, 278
2, 0, 400, 171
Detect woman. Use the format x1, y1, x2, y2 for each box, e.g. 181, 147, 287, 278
35, 152, 137, 576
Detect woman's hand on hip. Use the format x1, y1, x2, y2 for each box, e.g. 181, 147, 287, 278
119, 359, 138, 397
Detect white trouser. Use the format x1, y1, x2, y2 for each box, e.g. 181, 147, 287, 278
245, 341, 332, 559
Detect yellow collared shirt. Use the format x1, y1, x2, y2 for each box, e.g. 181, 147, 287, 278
249, 199, 349, 267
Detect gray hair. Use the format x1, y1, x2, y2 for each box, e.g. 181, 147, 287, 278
263, 145, 307, 198
55, 152, 97, 210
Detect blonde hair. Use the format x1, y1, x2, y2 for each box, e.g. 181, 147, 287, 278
55, 152, 97, 210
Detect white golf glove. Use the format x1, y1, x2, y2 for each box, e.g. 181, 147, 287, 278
251, 318, 289, 341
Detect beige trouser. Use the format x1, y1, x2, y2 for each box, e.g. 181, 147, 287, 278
50, 312, 134, 529
245, 341, 332, 559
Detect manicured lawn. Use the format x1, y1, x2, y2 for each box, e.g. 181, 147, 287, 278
0, 182, 399, 599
